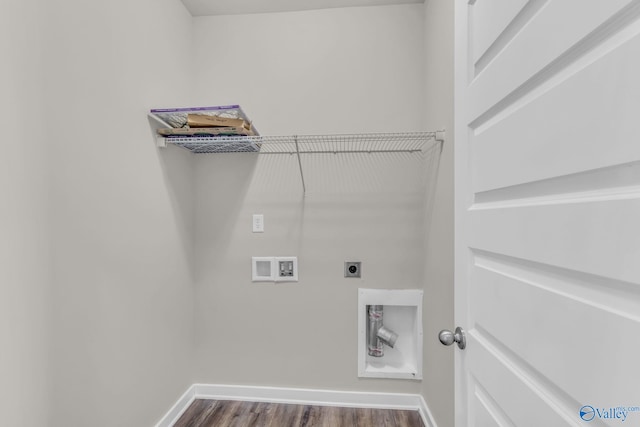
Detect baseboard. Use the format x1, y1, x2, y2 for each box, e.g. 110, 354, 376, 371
156, 383, 438, 427
154, 385, 196, 427
417, 394, 438, 427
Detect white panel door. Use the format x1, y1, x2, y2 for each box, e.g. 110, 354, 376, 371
454, 1, 640, 426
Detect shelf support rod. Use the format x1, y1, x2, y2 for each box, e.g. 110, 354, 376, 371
294, 135, 307, 194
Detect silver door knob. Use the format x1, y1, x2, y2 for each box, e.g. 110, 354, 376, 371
438, 327, 466, 350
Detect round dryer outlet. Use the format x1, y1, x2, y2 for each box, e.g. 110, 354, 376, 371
344, 261, 361, 278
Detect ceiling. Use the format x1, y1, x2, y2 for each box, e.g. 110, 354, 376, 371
181, 0, 424, 17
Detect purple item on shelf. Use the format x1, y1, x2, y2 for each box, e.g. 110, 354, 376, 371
149, 105, 241, 113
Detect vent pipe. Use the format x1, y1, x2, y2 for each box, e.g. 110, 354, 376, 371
367, 305, 399, 357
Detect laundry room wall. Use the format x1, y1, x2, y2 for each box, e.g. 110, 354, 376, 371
1, 1, 457, 425
421, 0, 455, 426
191, 4, 434, 395
42, 0, 197, 425
0, 1, 50, 425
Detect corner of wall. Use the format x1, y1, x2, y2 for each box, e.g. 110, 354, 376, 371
421, 0, 455, 426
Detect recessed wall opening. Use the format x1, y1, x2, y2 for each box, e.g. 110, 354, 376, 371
358, 289, 423, 380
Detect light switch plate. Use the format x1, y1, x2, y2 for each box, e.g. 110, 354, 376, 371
253, 214, 264, 233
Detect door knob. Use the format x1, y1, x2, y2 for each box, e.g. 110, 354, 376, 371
438, 327, 466, 350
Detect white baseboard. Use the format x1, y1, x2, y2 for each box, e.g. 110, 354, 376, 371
155, 383, 437, 427
417, 394, 438, 427
154, 386, 195, 427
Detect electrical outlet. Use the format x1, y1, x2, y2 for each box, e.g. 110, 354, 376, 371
345, 261, 361, 278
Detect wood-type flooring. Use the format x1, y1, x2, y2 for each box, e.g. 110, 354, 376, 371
173, 399, 425, 427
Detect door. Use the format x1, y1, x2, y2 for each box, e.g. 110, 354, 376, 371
454, 1, 640, 426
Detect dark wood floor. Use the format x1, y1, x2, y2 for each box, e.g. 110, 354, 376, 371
174, 399, 425, 427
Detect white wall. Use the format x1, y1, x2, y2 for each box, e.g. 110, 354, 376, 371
1, 1, 454, 424
192, 5, 426, 135
191, 5, 437, 394
422, 0, 454, 426
0, 1, 50, 425
41, 0, 197, 425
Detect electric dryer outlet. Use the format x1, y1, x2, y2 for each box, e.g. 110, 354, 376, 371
345, 261, 361, 278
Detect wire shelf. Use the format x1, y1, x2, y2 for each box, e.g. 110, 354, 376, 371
161, 132, 441, 154
164, 137, 261, 153
158, 131, 445, 194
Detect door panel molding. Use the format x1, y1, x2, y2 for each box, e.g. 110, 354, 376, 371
455, 0, 640, 424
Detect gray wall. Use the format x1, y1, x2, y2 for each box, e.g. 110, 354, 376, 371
191, 4, 437, 394
42, 0, 197, 425
0, 1, 455, 424
191, 5, 427, 135
422, 0, 455, 426
0, 1, 50, 425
